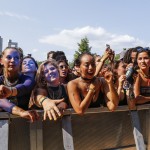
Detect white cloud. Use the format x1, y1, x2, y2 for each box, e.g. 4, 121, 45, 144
39, 26, 146, 61
0, 11, 31, 20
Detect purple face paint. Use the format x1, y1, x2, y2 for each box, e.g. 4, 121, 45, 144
43, 64, 59, 84
2, 48, 20, 71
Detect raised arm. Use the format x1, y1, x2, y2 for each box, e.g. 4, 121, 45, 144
95, 48, 113, 77
102, 71, 119, 111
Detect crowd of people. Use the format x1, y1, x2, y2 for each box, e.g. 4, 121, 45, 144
0, 45, 150, 121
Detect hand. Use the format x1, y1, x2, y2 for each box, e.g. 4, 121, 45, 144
101, 48, 112, 62
89, 77, 97, 90
42, 98, 64, 121
127, 99, 136, 110
57, 102, 68, 115
109, 51, 115, 62
0, 85, 11, 98
103, 71, 113, 84
20, 110, 40, 122
118, 75, 126, 87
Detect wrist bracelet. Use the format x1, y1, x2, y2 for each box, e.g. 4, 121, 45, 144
40, 97, 48, 106
9, 87, 13, 97
88, 88, 95, 93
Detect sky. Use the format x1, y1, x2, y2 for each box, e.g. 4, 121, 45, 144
0, 0, 150, 62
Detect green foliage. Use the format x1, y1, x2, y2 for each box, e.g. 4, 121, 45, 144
37, 61, 43, 66
115, 54, 120, 61
73, 37, 92, 60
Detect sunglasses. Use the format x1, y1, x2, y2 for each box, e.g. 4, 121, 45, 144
137, 47, 150, 52
59, 65, 68, 69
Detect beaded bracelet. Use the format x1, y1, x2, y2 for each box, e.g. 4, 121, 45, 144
88, 88, 95, 93
40, 97, 48, 106
9, 87, 13, 97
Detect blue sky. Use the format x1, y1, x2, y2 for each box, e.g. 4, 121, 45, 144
0, 0, 150, 62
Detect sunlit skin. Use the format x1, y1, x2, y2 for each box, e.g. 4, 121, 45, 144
43, 64, 59, 86
22, 58, 37, 73
67, 54, 119, 114
137, 52, 150, 73
58, 62, 68, 78
133, 51, 150, 106
95, 56, 101, 66
80, 55, 96, 79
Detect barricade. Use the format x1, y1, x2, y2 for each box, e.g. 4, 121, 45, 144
0, 105, 150, 150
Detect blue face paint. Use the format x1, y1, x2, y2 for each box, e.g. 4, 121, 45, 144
43, 64, 59, 83
2, 48, 21, 71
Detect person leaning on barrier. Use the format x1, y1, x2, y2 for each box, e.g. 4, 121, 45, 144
133, 48, 150, 105
29, 60, 68, 121
67, 52, 119, 115
0, 47, 39, 122
113, 60, 128, 105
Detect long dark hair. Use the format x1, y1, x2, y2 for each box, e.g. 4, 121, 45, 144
133, 48, 150, 70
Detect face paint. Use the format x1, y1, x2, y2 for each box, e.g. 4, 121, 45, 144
2, 48, 20, 71
43, 64, 59, 84
22, 58, 37, 73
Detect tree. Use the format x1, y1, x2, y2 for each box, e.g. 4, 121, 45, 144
73, 37, 92, 60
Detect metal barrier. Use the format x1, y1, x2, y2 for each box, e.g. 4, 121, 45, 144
0, 105, 150, 150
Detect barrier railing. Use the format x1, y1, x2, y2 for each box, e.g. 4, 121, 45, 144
0, 105, 150, 150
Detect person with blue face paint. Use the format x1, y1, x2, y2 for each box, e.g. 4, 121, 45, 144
21, 56, 38, 78
30, 60, 68, 121
0, 47, 39, 122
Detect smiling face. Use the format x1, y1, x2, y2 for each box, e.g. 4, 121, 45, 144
2, 48, 20, 72
137, 52, 150, 71
80, 54, 96, 79
43, 63, 59, 84
22, 58, 37, 73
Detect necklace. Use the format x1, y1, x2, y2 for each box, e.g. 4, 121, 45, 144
47, 85, 62, 99
80, 77, 96, 102
4, 77, 19, 105
139, 70, 150, 79
4, 77, 19, 87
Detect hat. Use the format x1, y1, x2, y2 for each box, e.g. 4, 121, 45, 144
119, 50, 126, 60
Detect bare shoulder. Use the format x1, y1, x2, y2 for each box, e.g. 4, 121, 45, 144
67, 78, 79, 86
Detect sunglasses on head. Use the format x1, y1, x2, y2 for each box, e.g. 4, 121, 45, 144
137, 47, 150, 52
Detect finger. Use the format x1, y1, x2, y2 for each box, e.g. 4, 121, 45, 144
47, 111, 52, 120
53, 106, 61, 117
55, 98, 64, 104
32, 110, 40, 120
50, 109, 57, 121
30, 111, 36, 122
44, 111, 47, 120
28, 113, 34, 122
